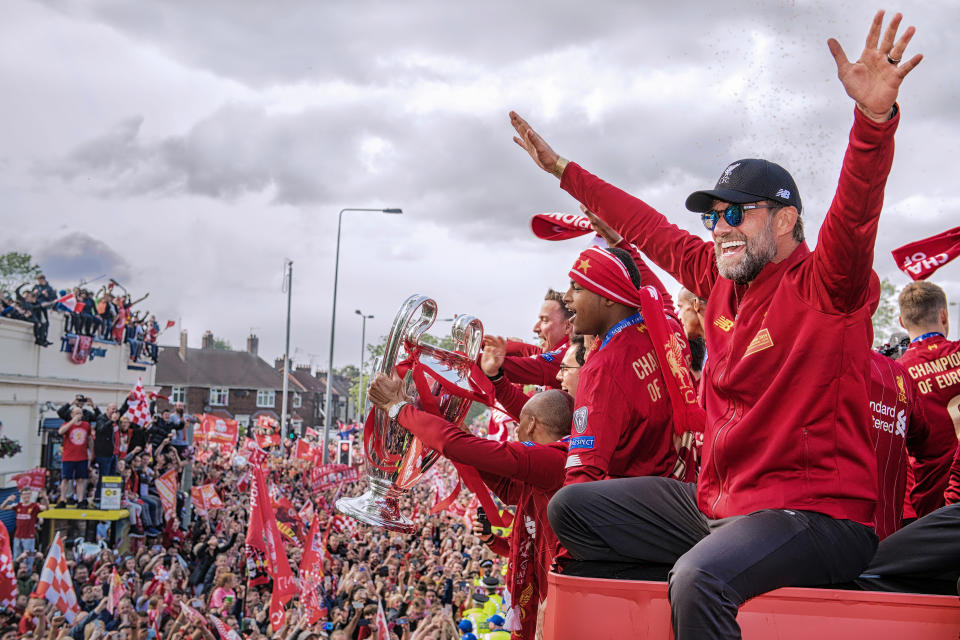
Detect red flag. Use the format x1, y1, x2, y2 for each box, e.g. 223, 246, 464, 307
164, 320, 176, 330
299, 513, 327, 624
892, 226, 960, 281
375, 599, 390, 639
0, 525, 16, 608
107, 569, 126, 614
35, 532, 81, 622
305, 427, 320, 438
11, 468, 47, 490
155, 468, 178, 521
530, 211, 594, 241
191, 484, 225, 515
195, 415, 240, 447
255, 432, 282, 449
294, 438, 315, 461
248, 465, 296, 604
256, 415, 278, 430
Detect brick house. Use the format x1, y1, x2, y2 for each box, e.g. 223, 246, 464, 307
155, 330, 355, 434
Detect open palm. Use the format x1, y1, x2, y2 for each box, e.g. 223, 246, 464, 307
828, 11, 922, 119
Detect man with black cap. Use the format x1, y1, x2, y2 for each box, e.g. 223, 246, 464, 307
510, 10, 921, 640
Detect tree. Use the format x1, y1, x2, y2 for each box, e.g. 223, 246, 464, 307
872, 277, 902, 347
0, 251, 41, 294
211, 337, 232, 351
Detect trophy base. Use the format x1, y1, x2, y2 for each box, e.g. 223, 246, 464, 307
335, 480, 416, 534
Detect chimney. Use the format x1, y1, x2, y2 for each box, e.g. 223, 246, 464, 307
274, 357, 284, 371
247, 334, 259, 356
179, 330, 188, 361
296, 364, 310, 372
201, 330, 214, 350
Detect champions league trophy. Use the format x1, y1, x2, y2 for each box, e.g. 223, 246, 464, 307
335, 294, 484, 533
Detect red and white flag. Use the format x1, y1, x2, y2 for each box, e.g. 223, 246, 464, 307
209, 614, 242, 640
487, 404, 516, 442
180, 601, 205, 624
375, 599, 390, 639
0, 525, 16, 608
107, 569, 127, 614
305, 427, 321, 439
892, 226, 960, 281
155, 468, 178, 521
123, 377, 151, 427
55, 292, 83, 313
35, 532, 81, 622
298, 500, 315, 526
530, 211, 594, 241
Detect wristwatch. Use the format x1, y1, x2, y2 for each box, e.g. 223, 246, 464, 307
388, 401, 409, 421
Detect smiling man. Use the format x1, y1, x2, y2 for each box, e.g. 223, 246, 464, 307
511, 10, 922, 640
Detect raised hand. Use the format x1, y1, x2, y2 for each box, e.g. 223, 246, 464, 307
582, 205, 622, 246
827, 10, 922, 121
480, 335, 507, 377
367, 373, 406, 412
509, 111, 564, 177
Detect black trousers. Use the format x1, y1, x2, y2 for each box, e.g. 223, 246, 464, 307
855, 502, 960, 595
548, 476, 878, 640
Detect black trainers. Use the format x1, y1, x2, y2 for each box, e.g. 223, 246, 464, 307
66, 498, 77, 508
55, 501, 66, 509
77, 500, 89, 510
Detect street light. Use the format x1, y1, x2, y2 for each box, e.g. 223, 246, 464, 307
355, 309, 374, 420
323, 207, 402, 462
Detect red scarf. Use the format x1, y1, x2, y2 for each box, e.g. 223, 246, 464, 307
569, 247, 705, 435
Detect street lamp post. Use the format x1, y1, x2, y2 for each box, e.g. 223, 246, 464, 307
323, 207, 402, 462
355, 309, 374, 421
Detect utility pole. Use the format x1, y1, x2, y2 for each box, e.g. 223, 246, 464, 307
280, 260, 293, 440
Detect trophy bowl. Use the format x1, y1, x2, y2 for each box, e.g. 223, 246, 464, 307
335, 294, 483, 533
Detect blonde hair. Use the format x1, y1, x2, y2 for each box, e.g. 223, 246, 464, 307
899, 281, 947, 328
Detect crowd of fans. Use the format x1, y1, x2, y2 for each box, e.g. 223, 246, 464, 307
0, 274, 160, 362
1, 392, 513, 640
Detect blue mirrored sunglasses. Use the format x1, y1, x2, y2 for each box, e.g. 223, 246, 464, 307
700, 203, 780, 231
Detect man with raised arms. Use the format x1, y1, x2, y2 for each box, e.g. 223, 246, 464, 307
510, 11, 922, 640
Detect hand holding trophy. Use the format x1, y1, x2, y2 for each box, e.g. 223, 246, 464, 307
335, 294, 486, 533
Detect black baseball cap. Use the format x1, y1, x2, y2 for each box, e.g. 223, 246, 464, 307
685, 158, 802, 214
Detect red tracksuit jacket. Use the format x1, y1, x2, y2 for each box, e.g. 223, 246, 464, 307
898, 334, 960, 514
560, 107, 901, 525
868, 351, 948, 539
397, 406, 566, 640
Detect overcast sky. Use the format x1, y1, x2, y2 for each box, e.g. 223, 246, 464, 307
3, 0, 959, 371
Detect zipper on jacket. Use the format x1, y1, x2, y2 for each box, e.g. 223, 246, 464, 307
710, 359, 736, 515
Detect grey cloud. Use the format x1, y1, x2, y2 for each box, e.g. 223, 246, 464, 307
33, 231, 132, 289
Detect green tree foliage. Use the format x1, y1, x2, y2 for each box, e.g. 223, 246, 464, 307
0, 251, 41, 293
211, 337, 232, 351
872, 277, 902, 346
